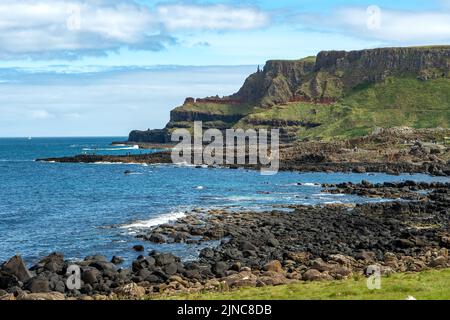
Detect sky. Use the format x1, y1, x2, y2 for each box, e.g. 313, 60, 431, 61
1, 0, 450, 136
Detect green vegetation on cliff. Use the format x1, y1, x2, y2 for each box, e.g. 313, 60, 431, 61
236, 76, 450, 140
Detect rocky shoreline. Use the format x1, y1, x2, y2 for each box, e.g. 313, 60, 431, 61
1, 181, 449, 300
36, 128, 450, 176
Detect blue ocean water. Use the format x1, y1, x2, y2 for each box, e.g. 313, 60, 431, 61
0, 137, 448, 266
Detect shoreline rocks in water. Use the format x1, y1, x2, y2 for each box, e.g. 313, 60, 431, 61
1, 182, 449, 300
35, 128, 450, 177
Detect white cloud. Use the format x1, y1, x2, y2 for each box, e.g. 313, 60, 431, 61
297, 5, 450, 44
30, 109, 55, 119
0, 0, 270, 60
156, 4, 270, 31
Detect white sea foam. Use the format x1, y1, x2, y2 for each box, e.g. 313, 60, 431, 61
299, 182, 321, 187
120, 211, 186, 230
83, 145, 139, 151
324, 201, 343, 205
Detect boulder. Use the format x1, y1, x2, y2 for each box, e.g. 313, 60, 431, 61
429, 256, 448, 268
30, 253, 65, 274
310, 258, 333, 272
1, 255, 32, 282
257, 273, 290, 286
238, 241, 258, 251
0, 273, 19, 290
302, 269, 331, 281
115, 283, 146, 299
88, 261, 117, 272
154, 253, 178, 266
111, 256, 124, 265
163, 263, 179, 276
25, 276, 50, 293
266, 237, 280, 247
133, 245, 145, 252
17, 292, 65, 301
149, 234, 166, 244
213, 262, 228, 276
223, 271, 257, 288
263, 260, 283, 273
81, 267, 100, 285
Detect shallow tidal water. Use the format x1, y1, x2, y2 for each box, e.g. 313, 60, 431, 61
0, 137, 448, 266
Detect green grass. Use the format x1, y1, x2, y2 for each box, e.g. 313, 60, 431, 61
236, 76, 450, 140
154, 269, 450, 300
174, 102, 255, 116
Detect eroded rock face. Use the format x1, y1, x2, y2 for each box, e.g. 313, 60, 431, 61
236, 47, 450, 106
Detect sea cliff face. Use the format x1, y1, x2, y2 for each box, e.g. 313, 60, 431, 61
233, 46, 450, 106
128, 46, 450, 143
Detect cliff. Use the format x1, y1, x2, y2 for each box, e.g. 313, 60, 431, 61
232, 46, 450, 106
128, 46, 450, 143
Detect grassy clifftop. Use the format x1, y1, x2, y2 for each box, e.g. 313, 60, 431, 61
238, 76, 450, 140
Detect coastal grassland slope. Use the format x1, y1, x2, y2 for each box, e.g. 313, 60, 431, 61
238, 76, 450, 140
155, 268, 450, 300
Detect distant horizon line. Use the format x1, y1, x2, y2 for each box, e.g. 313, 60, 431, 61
0, 136, 129, 139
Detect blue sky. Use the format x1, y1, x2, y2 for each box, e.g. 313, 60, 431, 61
1, 0, 450, 136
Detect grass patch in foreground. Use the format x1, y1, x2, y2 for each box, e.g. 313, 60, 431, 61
153, 269, 450, 300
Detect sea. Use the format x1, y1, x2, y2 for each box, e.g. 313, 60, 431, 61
0, 137, 448, 266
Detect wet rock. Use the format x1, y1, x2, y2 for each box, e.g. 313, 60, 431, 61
163, 263, 179, 276
199, 248, 215, 259
1, 255, 32, 282
154, 253, 178, 266
133, 245, 145, 252
111, 256, 124, 265
353, 166, 366, 173
81, 267, 100, 285
213, 262, 228, 276
149, 234, 166, 244
31, 253, 65, 274
0, 273, 19, 290
132, 256, 156, 272
238, 241, 257, 251
88, 261, 116, 273
25, 276, 50, 293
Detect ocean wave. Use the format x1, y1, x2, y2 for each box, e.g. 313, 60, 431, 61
120, 211, 186, 230
82, 145, 139, 151
298, 182, 321, 187
92, 162, 143, 165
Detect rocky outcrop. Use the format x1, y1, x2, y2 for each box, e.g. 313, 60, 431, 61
128, 129, 170, 144
231, 58, 316, 107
